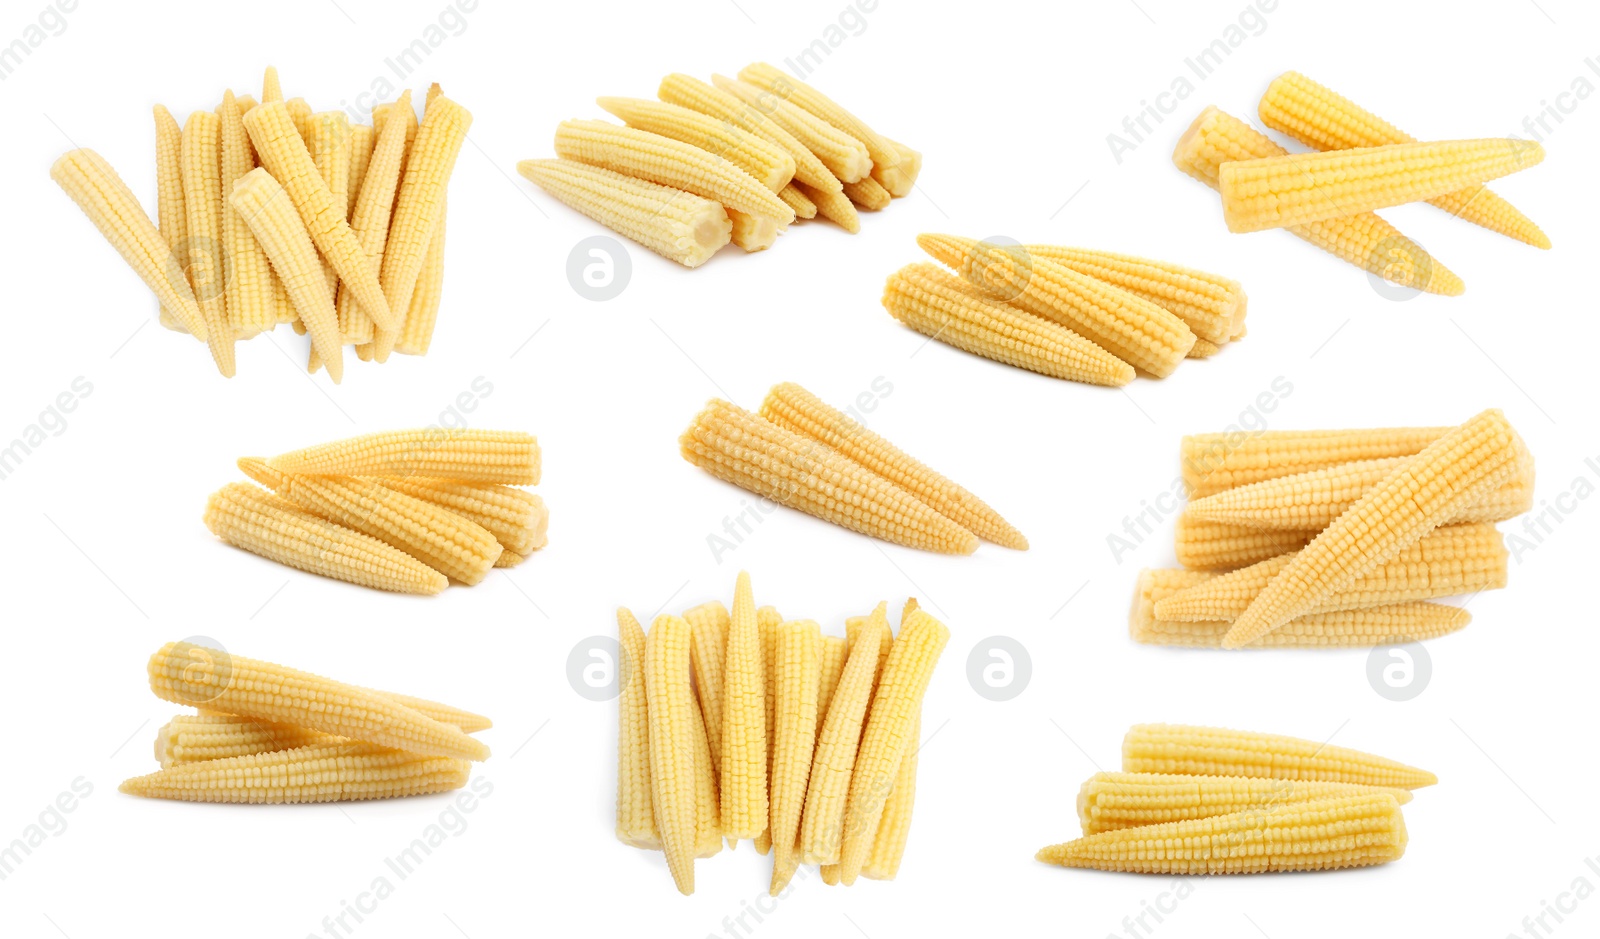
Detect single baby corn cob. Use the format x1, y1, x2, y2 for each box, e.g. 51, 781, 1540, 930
1037, 793, 1408, 873
691, 671, 724, 861
817, 634, 850, 719
645, 613, 700, 894
713, 74, 872, 184
261, 65, 282, 103
346, 123, 376, 218
686, 600, 730, 776
238, 459, 503, 584
680, 399, 979, 554
1258, 71, 1550, 249
147, 640, 487, 760
616, 608, 658, 849
203, 482, 446, 594
340, 91, 413, 342
285, 97, 312, 141
121, 743, 470, 804
493, 549, 525, 568
919, 234, 1196, 377
860, 709, 919, 880
395, 210, 446, 354
51, 149, 207, 340
518, 159, 731, 267
796, 180, 860, 233
728, 210, 780, 252
1173, 106, 1464, 295
658, 73, 841, 193
752, 605, 783, 856
881, 137, 922, 197
267, 429, 540, 484
378, 477, 547, 555
229, 167, 344, 382
737, 63, 903, 187
217, 91, 275, 338
1122, 724, 1437, 788
1225, 410, 1520, 647
768, 619, 822, 895
800, 604, 888, 864
1174, 514, 1312, 571
778, 183, 816, 219
883, 263, 1135, 387
1020, 245, 1243, 345
844, 175, 892, 211
307, 111, 354, 320
721, 573, 769, 841
1219, 137, 1544, 233
1188, 339, 1221, 358
155, 714, 338, 768
180, 110, 236, 376
597, 97, 796, 192
759, 381, 1027, 549
838, 609, 949, 884
1181, 424, 1452, 498
378, 691, 491, 733
1077, 771, 1412, 835
152, 105, 192, 334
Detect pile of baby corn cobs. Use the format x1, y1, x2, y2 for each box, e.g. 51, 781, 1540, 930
51, 66, 469, 382
1133, 409, 1534, 649
884, 236, 1249, 384
618, 575, 948, 895
679, 382, 1026, 555
1175, 71, 1550, 295
121, 640, 490, 803
518, 63, 920, 267
204, 429, 545, 594
1036, 724, 1432, 873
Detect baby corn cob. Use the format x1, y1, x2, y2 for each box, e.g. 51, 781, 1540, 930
1219, 138, 1544, 234
395, 211, 446, 354
147, 641, 488, 760
285, 98, 312, 141
1038, 793, 1408, 873
156, 714, 338, 768
377, 477, 547, 556
261, 65, 282, 104
728, 210, 780, 252
597, 97, 796, 192
121, 743, 470, 804
860, 709, 919, 880
680, 399, 979, 554
645, 613, 700, 894
721, 573, 769, 841
51, 149, 207, 340
691, 673, 724, 861
1123, 724, 1436, 788
1188, 339, 1221, 358
203, 482, 446, 594
1182, 424, 1452, 499
884, 263, 1135, 386
308, 111, 353, 228
346, 123, 376, 218
817, 634, 850, 719
768, 619, 822, 895
713, 75, 871, 184
1078, 772, 1412, 835
759, 381, 1026, 549
800, 604, 887, 864
1258, 72, 1550, 249
153, 105, 192, 333
1173, 106, 1464, 295
919, 234, 1196, 377
796, 180, 860, 233
338, 92, 414, 344
1226, 410, 1521, 647
752, 606, 783, 856
658, 73, 841, 193
686, 600, 730, 777
1174, 514, 1312, 571
1020, 245, 1243, 345
616, 608, 658, 849
180, 109, 236, 376
778, 183, 817, 218
378, 692, 491, 733
844, 175, 892, 211
518, 159, 731, 267
737, 63, 902, 185
217, 91, 274, 338
267, 429, 540, 484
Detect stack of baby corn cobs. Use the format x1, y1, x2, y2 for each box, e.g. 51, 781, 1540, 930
679, 381, 1025, 554
1133, 408, 1534, 649
1036, 724, 1431, 873
203, 429, 546, 594
1174, 71, 1550, 295
121, 640, 491, 803
618, 576, 948, 895
518, 62, 920, 267
50, 66, 469, 381
885, 235, 1248, 386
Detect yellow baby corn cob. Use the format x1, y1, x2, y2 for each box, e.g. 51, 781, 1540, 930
518, 159, 730, 268
838, 608, 949, 884
494, 550, 525, 568
721, 573, 769, 841
796, 180, 860, 232
261, 65, 282, 104
1188, 339, 1221, 358
338, 90, 412, 343
644, 613, 700, 894
1258, 72, 1551, 249
1020, 245, 1243, 345
377, 477, 547, 556
1038, 793, 1408, 873
760, 381, 1027, 549
920, 234, 1196, 377
267, 429, 540, 484
237, 458, 503, 585
883, 263, 1136, 387
1174, 514, 1312, 571
778, 183, 817, 219
860, 709, 919, 880
147, 641, 488, 760
378, 692, 491, 733
307, 111, 354, 316
728, 210, 780, 252
686, 600, 730, 776
181, 110, 236, 376
691, 678, 724, 861
680, 399, 979, 554
396, 210, 446, 354
658, 73, 841, 193
51, 149, 207, 340
156, 714, 337, 768
202, 482, 446, 594
243, 101, 394, 333
121, 743, 470, 804
346, 123, 376, 218
1219, 137, 1544, 233
285, 97, 312, 140
1226, 409, 1521, 647
217, 91, 274, 338
229, 167, 344, 382
843, 175, 892, 211
880, 137, 922, 198
800, 604, 887, 864
768, 619, 822, 894
817, 634, 849, 720
1123, 724, 1436, 788
1182, 424, 1453, 499
616, 607, 658, 849
597, 97, 796, 192
712, 75, 871, 184
1173, 107, 1464, 296
737, 63, 902, 186
152, 105, 193, 334
752, 606, 783, 856
1078, 771, 1412, 835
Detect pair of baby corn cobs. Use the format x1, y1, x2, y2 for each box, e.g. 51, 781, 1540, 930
1135, 409, 1533, 649
51, 66, 468, 382
519, 63, 921, 266
1037, 724, 1432, 873
885, 236, 1249, 386
618, 576, 948, 895
203, 429, 546, 594
1175, 71, 1550, 295
679, 382, 1026, 555
121, 641, 491, 803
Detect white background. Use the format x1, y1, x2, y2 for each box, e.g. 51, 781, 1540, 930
1, 0, 1597, 936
